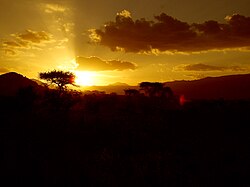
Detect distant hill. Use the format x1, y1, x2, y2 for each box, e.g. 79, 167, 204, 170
85, 85, 137, 95
0, 72, 43, 96
108, 82, 130, 86
166, 74, 250, 100
31, 79, 46, 86
84, 74, 250, 99
1, 72, 250, 100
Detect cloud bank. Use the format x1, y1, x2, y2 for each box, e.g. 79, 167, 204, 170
14, 29, 52, 44
174, 63, 246, 72
2, 29, 54, 55
3, 30, 53, 48
89, 11, 250, 53
76, 56, 137, 71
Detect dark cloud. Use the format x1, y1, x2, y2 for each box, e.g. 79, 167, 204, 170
3, 40, 28, 48
14, 29, 53, 43
1, 30, 54, 55
174, 63, 246, 72
3, 30, 53, 50
89, 11, 250, 53
76, 56, 137, 71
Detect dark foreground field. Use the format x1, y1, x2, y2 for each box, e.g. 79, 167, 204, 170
1, 91, 250, 187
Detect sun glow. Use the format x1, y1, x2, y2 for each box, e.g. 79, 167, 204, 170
74, 71, 96, 86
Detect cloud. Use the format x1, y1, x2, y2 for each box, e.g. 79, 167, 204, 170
54, 38, 69, 49
76, 56, 137, 71
89, 11, 250, 53
185, 73, 207, 80
1, 30, 54, 55
59, 22, 75, 33
13, 29, 53, 44
3, 30, 53, 49
174, 63, 247, 72
3, 40, 28, 48
3, 49, 17, 56
43, 3, 67, 14
117, 10, 132, 18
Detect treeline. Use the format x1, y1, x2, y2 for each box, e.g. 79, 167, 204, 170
1, 84, 250, 186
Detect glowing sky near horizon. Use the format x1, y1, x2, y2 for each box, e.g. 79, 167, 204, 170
1, 0, 250, 86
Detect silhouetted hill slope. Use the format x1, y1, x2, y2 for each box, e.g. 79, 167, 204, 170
31, 78, 46, 86
166, 74, 250, 100
0, 72, 42, 96
84, 74, 250, 99
85, 85, 137, 95
1, 72, 250, 99
108, 82, 129, 86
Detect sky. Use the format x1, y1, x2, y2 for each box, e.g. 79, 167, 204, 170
1, 0, 250, 86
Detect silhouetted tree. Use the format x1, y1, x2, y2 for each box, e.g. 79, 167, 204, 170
39, 70, 76, 94
162, 86, 173, 98
139, 82, 164, 97
124, 89, 140, 96
139, 82, 176, 101
150, 82, 164, 96
139, 82, 151, 96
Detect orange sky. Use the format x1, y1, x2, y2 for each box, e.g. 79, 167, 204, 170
1, 0, 250, 86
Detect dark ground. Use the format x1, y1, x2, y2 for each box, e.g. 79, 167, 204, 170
1, 91, 250, 187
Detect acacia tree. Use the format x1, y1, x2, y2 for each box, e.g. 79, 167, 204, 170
39, 70, 76, 94
139, 82, 174, 98
139, 82, 164, 97
139, 82, 151, 96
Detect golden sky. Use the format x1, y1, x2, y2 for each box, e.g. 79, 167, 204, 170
1, 0, 250, 86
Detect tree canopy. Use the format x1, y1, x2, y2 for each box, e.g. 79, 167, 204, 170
139, 82, 173, 97
39, 70, 76, 93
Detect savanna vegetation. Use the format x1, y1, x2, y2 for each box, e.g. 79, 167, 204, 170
0, 71, 250, 187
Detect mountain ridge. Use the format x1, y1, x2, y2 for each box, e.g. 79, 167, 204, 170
1, 72, 250, 99
0, 72, 43, 96
166, 73, 250, 100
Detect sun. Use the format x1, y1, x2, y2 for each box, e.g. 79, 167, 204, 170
74, 71, 96, 86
